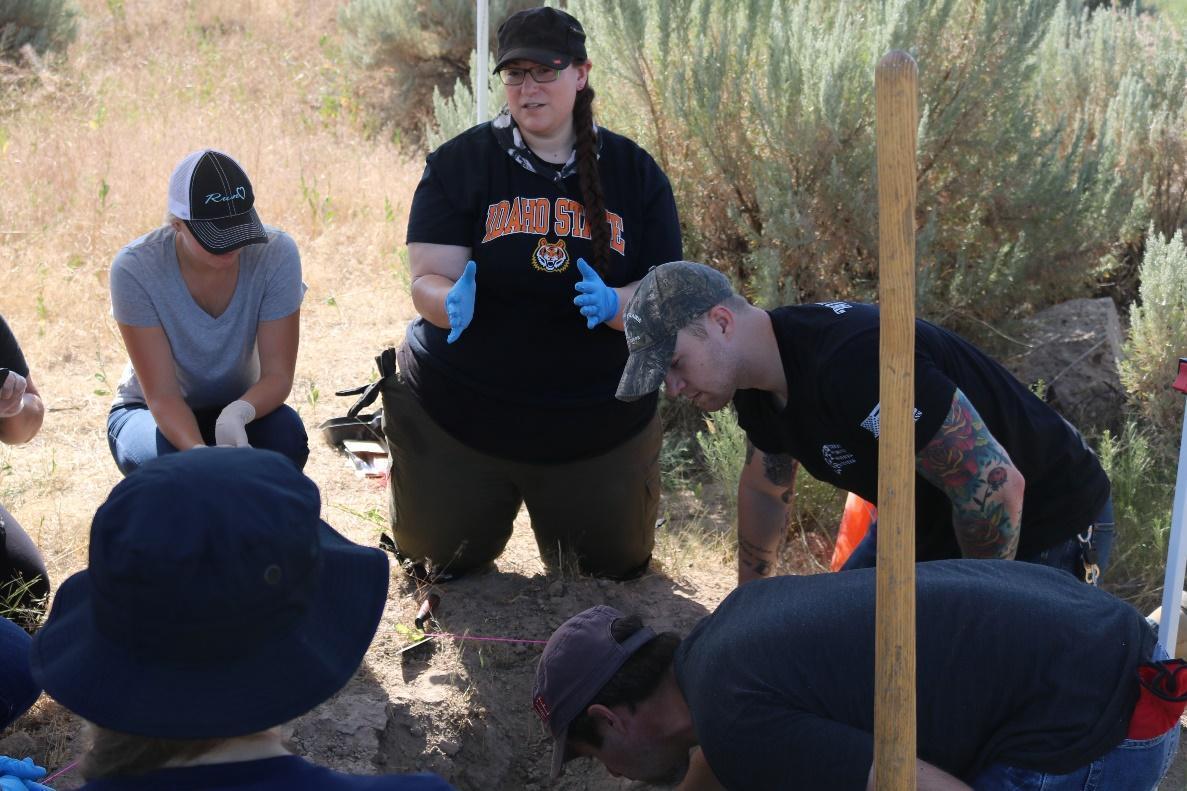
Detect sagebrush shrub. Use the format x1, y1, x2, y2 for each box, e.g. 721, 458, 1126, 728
0, 0, 78, 65
1097, 419, 1174, 610
696, 406, 748, 521
551, 0, 1185, 330
1119, 228, 1187, 457
339, 0, 535, 143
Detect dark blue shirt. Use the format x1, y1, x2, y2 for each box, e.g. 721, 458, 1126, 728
78, 755, 455, 790
674, 561, 1153, 790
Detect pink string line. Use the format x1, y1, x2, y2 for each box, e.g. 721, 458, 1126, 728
44, 758, 79, 785
429, 632, 548, 645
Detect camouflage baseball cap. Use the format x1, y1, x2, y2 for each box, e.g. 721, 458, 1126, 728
616, 261, 735, 402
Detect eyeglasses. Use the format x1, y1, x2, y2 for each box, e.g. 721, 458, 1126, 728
498, 65, 562, 86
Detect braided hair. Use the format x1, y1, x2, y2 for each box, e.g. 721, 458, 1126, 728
572, 82, 610, 277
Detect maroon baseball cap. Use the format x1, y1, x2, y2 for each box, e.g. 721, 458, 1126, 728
532, 605, 655, 778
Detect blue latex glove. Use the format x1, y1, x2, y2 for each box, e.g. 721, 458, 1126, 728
0, 778, 52, 791
0, 756, 52, 791
573, 258, 619, 329
445, 260, 477, 344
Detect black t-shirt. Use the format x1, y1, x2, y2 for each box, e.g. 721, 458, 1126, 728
674, 560, 1153, 790
403, 121, 682, 462
0, 315, 29, 377
733, 303, 1110, 558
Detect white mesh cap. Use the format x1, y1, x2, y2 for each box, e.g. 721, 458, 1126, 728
167, 149, 268, 254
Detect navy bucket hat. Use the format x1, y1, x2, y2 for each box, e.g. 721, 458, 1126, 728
30, 447, 389, 738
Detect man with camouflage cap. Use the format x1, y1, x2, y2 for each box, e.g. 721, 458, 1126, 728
617, 261, 1113, 586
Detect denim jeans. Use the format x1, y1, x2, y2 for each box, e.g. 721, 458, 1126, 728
970, 644, 1180, 790
0, 616, 38, 729
842, 497, 1116, 583
107, 402, 309, 475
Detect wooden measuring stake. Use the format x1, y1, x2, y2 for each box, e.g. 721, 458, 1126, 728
874, 49, 919, 791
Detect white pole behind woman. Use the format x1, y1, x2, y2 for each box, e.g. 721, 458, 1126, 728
476, 0, 489, 123
1159, 358, 1187, 655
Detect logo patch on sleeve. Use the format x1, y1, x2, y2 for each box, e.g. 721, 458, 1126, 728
532, 237, 570, 273
860, 403, 923, 438
822, 443, 857, 475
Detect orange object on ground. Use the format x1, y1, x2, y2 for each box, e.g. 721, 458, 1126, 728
831, 492, 877, 571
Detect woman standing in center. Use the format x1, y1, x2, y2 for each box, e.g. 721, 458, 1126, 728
389, 6, 683, 580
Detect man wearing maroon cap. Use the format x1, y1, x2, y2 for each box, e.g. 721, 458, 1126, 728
533, 561, 1183, 790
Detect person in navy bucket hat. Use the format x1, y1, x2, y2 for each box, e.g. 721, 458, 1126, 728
30, 448, 453, 790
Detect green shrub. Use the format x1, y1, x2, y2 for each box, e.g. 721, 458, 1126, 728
790, 469, 848, 539
552, 0, 1186, 330
339, 0, 535, 143
1097, 420, 1175, 609
1033, 2, 1187, 300
0, 0, 79, 65
425, 49, 498, 151
696, 405, 748, 519
1119, 228, 1187, 457
658, 396, 702, 491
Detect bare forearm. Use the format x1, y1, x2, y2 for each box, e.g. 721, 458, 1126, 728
239, 373, 293, 419
737, 487, 789, 584
146, 394, 204, 449
951, 472, 1024, 559
0, 394, 44, 444
917, 389, 1025, 560
411, 274, 455, 329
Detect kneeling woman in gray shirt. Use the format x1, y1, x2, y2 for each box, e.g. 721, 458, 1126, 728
106, 149, 308, 474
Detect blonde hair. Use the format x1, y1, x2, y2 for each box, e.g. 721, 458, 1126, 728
80, 725, 224, 780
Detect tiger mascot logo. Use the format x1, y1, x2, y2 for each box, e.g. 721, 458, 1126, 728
532, 237, 570, 273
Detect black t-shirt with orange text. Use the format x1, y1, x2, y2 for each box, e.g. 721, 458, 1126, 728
0, 315, 29, 378
403, 122, 682, 462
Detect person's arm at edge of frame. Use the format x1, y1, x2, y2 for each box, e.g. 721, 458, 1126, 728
236, 310, 299, 420
116, 322, 205, 449
0, 372, 44, 445
866, 760, 973, 790
409, 242, 471, 329
736, 440, 798, 586
916, 388, 1025, 560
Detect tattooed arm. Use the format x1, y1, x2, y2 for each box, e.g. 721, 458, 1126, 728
916, 389, 1026, 559
736, 441, 798, 585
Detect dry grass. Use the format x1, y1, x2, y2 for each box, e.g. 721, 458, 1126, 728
0, 5, 744, 780
0, 0, 424, 597
0, 0, 430, 774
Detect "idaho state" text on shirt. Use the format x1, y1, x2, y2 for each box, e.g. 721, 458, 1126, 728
482, 197, 626, 254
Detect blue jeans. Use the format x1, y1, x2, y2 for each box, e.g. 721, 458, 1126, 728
971, 644, 1180, 790
107, 403, 309, 475
841, 497, 1116, 583
0, 616, 39, 729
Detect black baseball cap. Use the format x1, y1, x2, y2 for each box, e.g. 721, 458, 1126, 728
167, 149, 268, 255
494, 7, 587, 73
616, 261, 736, 402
